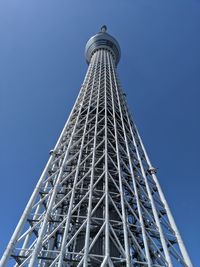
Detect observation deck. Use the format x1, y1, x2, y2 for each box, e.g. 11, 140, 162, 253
85, 25, 121, 65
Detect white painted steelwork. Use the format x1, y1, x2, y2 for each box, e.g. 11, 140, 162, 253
0, 27, 193, 267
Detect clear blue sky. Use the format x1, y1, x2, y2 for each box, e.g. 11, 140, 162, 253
0, 0, 199, 265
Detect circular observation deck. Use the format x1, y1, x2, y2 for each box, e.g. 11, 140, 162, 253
85, 25, 121, 65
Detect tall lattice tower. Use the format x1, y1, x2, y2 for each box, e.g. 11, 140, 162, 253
1, 26, 192, 267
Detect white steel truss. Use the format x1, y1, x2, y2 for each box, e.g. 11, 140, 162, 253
1, 27, 193, 267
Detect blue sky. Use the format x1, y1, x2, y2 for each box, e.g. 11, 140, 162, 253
0, 0, 199, 265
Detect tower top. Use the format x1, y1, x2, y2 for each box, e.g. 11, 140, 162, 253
100, 25, 107, 33
85, 26, 121, 65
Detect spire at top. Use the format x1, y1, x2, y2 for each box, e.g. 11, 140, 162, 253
100, 25, 107, 33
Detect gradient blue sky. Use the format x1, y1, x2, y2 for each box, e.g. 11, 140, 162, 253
0, 0, 200, 265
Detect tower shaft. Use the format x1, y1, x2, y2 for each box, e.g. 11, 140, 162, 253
1, 28, 192, 267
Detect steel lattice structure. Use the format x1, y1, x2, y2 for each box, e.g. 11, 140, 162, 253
1, 26, 193, 267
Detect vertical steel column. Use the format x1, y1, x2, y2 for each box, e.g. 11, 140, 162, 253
108, 54, 152, 266
57, 52, 101, 267
117, 76, 177, 266
108, 51, 131, 266
136, 128, 193, 267
121, 96, 173, 266
100, 49, 110, 267
82, 50, 103, 267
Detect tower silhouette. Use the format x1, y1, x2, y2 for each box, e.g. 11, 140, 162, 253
1, 26, 192, 267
